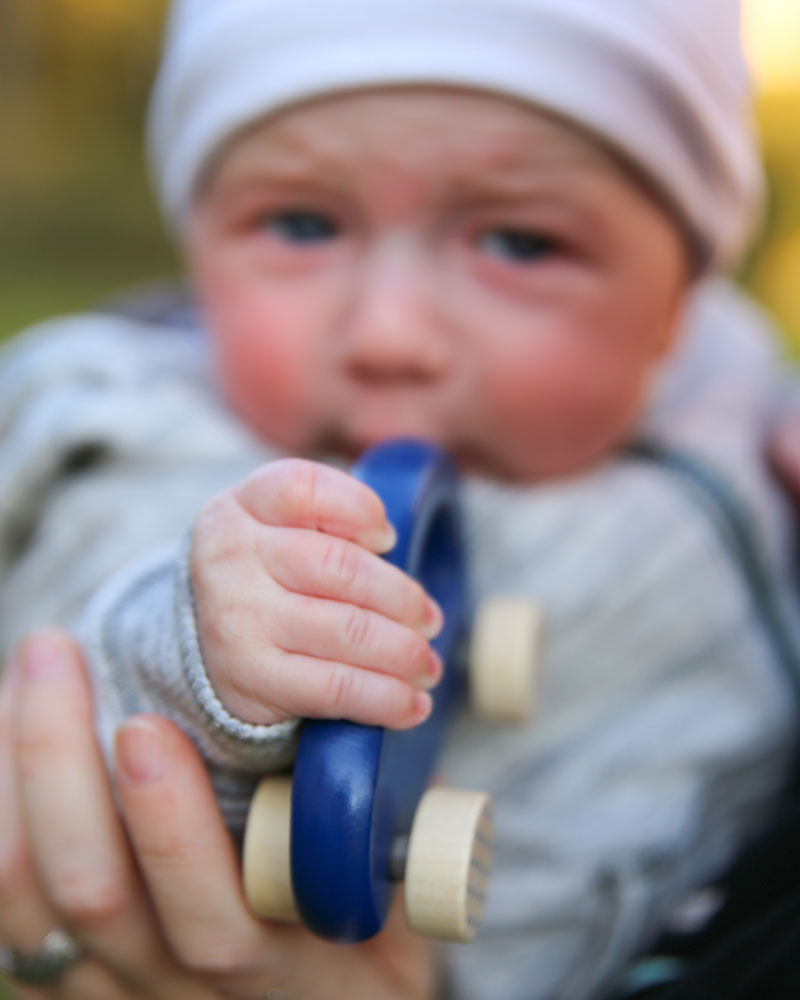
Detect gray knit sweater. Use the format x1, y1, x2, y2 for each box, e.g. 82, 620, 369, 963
0, 278, 797, 1000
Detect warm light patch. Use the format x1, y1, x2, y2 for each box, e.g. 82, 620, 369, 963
742, 0, 800, 90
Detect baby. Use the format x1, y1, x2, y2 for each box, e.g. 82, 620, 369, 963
1, 1, 799, 998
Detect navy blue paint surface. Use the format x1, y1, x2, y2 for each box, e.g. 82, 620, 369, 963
290, 440, 468, 942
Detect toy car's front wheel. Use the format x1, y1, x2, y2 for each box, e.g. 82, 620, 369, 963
404, 788, 493, 942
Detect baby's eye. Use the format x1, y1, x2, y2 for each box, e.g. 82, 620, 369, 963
478, 228, 558, 263
264, 210, 339, 244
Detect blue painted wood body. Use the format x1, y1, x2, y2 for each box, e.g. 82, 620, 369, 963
290, 440, 468, 942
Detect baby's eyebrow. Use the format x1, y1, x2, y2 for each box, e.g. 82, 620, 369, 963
444, 166, 604, 210
217, 125, 358, 187
201, 160, 342, 211
448, 141, 621, 197
448, 172, 561, 202
201, 131, 621, 220
218, 156, 334, 188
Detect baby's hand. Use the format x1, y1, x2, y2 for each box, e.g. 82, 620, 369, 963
191, 459, 444, 730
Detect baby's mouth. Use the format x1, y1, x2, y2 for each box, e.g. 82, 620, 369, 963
314, 420, 441, 462
314, 420, 502, 479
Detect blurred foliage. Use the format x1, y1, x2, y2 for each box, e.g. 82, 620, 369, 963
744, 90, 800, 354
1, 0, 800, 352
0, 0, 175, 339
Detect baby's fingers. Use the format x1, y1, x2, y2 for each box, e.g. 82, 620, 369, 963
280, 594, 442, 686
264, 653, 434, 730
235, 459, 396, 552
259, 527, 443, 639
216, 594, 442, 729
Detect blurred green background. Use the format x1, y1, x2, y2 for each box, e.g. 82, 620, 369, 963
0, 2, 799, 998
0, 0, 176, 341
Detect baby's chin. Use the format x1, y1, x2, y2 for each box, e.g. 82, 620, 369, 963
238, 398, 550, 480
255, 413, 619, 483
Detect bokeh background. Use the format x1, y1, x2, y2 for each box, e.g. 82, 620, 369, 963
742, 0, 800, 351
0, 0, 174, 340
0, 3, 798, 995
1, 0, 800, 347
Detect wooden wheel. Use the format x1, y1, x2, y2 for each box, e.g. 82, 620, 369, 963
404, 788, 492, 942
243, 776, 299, 921
469, 597, 543, 721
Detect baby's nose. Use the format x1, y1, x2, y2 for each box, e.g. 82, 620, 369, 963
339, 241, 451, 384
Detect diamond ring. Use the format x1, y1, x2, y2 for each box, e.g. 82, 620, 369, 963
0, 928, 82, 985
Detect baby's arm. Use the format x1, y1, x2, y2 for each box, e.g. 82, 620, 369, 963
190, 457, 442, 731
0, 316, 444, 832
0, 320, 297, 822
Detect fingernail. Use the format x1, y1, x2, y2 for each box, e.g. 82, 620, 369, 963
413, 691, 433, 723
419, 599, 444, 640
19, 632, 68, 680
362, 520, 397, 554
420, 649, 443, 690
116, 720, 166, 784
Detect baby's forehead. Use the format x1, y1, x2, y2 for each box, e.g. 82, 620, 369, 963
210, 87, 624, 191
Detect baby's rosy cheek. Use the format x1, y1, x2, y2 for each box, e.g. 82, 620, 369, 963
211, 289, 301, 377
223, 329, 307, 402
482, 365, 547, 425
209, 315, 318, 447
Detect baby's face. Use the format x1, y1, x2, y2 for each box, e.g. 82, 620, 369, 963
187, 89, 688, 480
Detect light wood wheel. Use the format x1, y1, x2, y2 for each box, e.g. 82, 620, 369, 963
404, 788, 492, 942
243, 776, 299, 921
469, 597, 543, 721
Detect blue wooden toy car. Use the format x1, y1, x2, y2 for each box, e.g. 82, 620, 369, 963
243, 440, 540, 943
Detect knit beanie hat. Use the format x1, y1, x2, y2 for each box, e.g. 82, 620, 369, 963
148, 0, 762, 270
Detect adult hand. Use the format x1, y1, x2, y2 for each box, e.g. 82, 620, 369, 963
0, 630, 436, 999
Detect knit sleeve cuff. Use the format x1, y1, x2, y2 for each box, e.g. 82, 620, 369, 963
175, 532, 300, 763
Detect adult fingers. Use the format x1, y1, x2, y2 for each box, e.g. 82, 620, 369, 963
257, 526, 443, 639
114, 716, 289, 998
1, 644, 137, 1000
232, 458, 397, 552
0, 656, 55, 955
0, 964, 132, 1000
11, 631, 187, 995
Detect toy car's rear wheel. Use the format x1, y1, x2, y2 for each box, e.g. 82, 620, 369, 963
243, 776, 299, 921
469, 597, 543, 721
404, 788, 492, 941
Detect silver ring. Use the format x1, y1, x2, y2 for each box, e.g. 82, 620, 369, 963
0, 929, 82, 985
